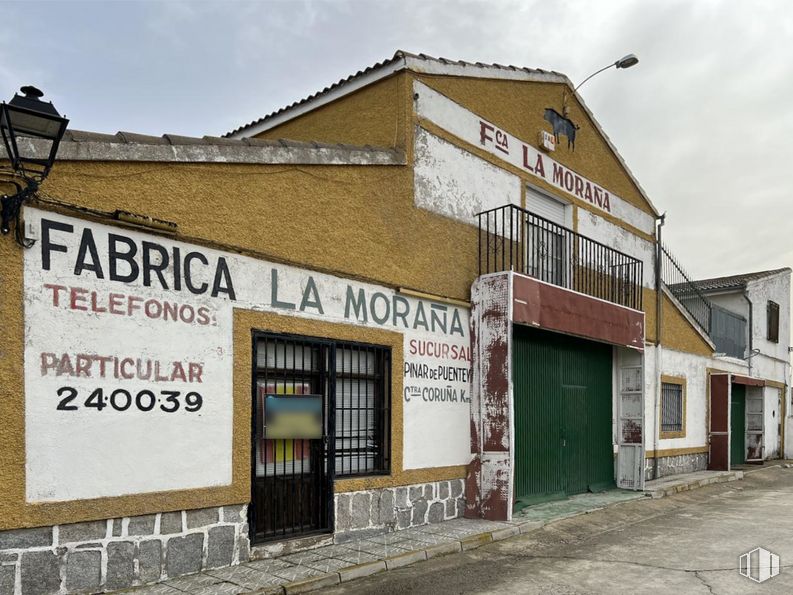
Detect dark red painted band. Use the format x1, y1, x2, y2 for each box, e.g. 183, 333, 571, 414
512, 274, 644, 349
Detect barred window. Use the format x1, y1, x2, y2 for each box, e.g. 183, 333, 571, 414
334, 343, 391, 476
254, 335, 391, 482
768, 301, 780, 343
661, 382, 684, 434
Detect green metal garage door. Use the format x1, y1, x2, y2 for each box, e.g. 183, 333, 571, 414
513, 325, 614, 509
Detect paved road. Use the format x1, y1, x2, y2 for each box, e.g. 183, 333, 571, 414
322, 466, 793, 594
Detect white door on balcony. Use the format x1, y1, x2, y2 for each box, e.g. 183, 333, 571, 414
525, 189, 570, 287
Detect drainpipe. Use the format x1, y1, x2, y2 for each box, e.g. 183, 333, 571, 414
653, 214, 666, 480
741, 286, 753, 376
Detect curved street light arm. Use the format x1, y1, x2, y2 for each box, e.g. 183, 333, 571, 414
574, 62, 617, 93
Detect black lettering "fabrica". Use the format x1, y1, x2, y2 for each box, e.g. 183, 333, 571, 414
41, 218, 236, 300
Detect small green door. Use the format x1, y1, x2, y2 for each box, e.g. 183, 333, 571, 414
731, 384, 746, 466
513, 326, 614, 509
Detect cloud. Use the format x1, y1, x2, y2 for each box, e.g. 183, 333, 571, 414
3, 0, 792, 281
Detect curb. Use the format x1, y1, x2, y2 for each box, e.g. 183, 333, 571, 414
742, 462, 792, 474
644, 470, 743, 499
250, 518, 546, 594
283, 572, 340, 594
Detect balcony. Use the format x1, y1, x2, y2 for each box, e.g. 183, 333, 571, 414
662, 244, 747, 358
477, 204, 644, 311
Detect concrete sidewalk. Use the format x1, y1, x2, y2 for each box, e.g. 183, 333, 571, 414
733, 458, 793, 473
120, 467, 762, 595
320, 465, 793, 594
125, 518, 518, 595
125, 489, 648, 595
643, 460, 793, 499
125, 467, 762, 595
643, 469, 743, 498
510, 489, 644, 524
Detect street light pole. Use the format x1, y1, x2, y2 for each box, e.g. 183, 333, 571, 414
563, 54, 639, 117
575, 54, 639, 93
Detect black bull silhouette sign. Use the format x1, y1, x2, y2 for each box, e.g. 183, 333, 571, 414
544, 108, 580, 150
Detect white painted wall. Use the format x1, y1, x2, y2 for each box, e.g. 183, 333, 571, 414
706, 291, 749, 320
699, 272, 790, 385
24, 208, 473, 502
414, 128, 521, 225
576, 209, 655, 288
643, 345, 747, 452
642, 342, 788, 463
746, 271, 791, 385
662, 272, 791, 460
786, 397, 793, 459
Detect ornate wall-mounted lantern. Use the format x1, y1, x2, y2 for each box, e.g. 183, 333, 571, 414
0, 86, 69, 245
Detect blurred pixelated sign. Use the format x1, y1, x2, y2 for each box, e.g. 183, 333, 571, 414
264, 395, 323, 439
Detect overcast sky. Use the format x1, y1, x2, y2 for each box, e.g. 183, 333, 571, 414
3, 0, 791, 280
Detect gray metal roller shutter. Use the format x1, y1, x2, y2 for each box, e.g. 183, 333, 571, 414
526, 188, 567, 226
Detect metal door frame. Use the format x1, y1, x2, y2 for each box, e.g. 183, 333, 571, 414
249, 331, 336, 544
745, 385, 764, 462
708, 373, 731, 471
730, 382, 747, 466
616, 350, 645, 491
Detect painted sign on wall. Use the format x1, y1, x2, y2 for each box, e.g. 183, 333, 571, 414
24, 208, 471, 502
413, 80, 656, 236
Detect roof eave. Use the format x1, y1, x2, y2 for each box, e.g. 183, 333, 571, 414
225, 51, 571, 140
224, 51, 660, 217
0, 130, 406, 166
226, 54, 409, 140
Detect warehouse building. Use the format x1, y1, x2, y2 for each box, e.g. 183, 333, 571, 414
0, 51, 789, 593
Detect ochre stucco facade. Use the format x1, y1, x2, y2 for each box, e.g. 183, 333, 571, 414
0, 52, 765, 595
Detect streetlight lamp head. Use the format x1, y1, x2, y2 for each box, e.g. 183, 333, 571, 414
615, 54, 639, 69
1, 85, 69, 179
1, 85, 69, 247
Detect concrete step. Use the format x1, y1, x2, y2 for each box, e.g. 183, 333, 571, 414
643, 469, 743, 499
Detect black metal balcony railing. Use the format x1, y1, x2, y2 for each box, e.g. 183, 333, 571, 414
660, 244, 711, 334
477, 204, 644, 310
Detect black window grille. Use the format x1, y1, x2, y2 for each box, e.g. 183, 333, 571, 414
768, 301, 780, 343
335, 341, 391, 476
661, 382, 683, 433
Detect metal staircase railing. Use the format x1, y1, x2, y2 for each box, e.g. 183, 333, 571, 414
660, 243, 712, 335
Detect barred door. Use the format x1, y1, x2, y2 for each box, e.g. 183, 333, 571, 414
251, 333, 391, 543
252, 334, 332, 542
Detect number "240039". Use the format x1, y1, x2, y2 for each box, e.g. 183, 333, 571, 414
56, 387, 204, 413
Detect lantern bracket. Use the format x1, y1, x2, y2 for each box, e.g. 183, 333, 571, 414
1, 177, 38, 247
